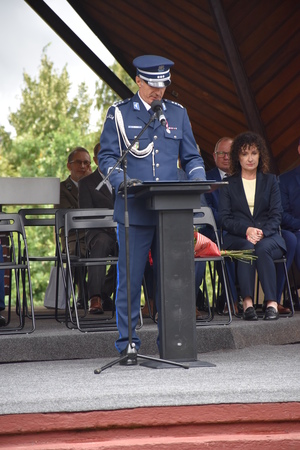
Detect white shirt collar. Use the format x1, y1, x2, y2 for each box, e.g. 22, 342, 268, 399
138, 92, 151, 111
218, 169, 227, 179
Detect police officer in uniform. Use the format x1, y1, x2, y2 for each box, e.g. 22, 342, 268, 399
99, 55, 206, 363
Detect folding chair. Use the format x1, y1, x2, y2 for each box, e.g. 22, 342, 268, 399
63, 208, 119, 332
54, 208, 74, 324
0, 213, 35, 334
18, 208, 63, 319
193, 207, 233, 325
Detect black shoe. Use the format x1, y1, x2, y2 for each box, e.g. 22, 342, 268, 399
243, 306, 258, 321
76, 298, 86, 309
119, 348, 138, 366
0, 315, 6, 327
102, 294, 114, 311
263, 306, 279, 320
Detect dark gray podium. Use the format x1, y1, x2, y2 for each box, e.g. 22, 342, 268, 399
130, 181, 222, 365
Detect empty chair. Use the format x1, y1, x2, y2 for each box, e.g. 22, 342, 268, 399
18, 208, 60, 319
0, 213, 35, 334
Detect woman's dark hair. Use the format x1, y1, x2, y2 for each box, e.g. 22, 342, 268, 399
229, 131, 270, 175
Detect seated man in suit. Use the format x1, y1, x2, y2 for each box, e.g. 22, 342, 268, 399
55, 146, 92, 308
78, 143, 117, 314
203, 137, 239, 313
279, 140, 300, 305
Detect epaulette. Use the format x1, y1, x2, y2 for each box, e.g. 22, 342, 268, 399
113, 98, 131, 107
164, 98, 184, 109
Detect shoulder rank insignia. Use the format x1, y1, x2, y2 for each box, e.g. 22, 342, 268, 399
164, 99, 184, 109
114, 98, 131, 107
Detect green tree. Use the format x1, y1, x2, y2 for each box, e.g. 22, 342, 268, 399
0, 52, 137, 305
94, 60, 137, 126
6, 47, 97, 179
1, 48, 99, 304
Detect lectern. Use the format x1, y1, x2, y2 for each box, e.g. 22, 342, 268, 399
130, 181, 223, 364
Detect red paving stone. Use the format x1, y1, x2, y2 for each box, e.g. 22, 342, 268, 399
1, 403, 300, 449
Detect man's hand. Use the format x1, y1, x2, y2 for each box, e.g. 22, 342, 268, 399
118, 179, 142, 193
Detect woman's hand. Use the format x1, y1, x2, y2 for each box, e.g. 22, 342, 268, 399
246, 227, 263, 244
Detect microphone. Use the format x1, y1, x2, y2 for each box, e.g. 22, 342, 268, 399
151, 100, 166, 127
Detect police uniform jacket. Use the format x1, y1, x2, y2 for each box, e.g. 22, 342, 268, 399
99, 93, 206, 226
219, 171, 286, 251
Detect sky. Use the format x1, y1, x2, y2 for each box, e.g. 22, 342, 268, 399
0, 0, 115, 135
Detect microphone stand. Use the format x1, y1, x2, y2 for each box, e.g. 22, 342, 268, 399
94, 111, 189, 373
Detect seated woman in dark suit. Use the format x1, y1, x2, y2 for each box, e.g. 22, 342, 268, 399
219, 131, 286, 321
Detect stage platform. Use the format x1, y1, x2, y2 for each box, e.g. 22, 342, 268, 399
1, 309, 300, 449
1, 307, 300, 363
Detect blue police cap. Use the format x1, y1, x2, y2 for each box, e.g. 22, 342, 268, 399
133, 55, 174, 88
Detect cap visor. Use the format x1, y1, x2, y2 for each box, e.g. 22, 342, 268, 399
147, 80, 171, 88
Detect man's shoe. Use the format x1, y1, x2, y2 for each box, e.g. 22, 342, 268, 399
278, 304, 291, 314
102, 294, 114, 311
263, 306, 279, 320
142, 298, 154, 318
76, 298, 86, 310
0, 315, 6, 327
119, 349, 137, 366
196, 307, 205, 320
243, 306, 258, 321
89, 296, 104, 314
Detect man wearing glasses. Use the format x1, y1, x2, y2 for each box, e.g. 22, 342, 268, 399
203, 137, 240, 314
55, 146, 92, 308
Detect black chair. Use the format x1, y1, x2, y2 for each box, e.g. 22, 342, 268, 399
18, 208, 63, 320
0, 213, 35, 334
54, 208, 76, 324
193, 207, 233, 326
63, 208, 119, 332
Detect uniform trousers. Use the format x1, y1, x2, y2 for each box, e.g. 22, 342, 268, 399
223, 235, 284, 301
115, 223, 156, 353
87, 231, 117, 300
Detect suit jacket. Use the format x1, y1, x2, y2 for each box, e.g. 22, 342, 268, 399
99, 92, 206, 225
204, 167, 222, 227
78, 169, 115, 246
219, 171, 286, 250
55, 176, 84, 246
55, 176, 79, 210
279, 165, 300, 231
